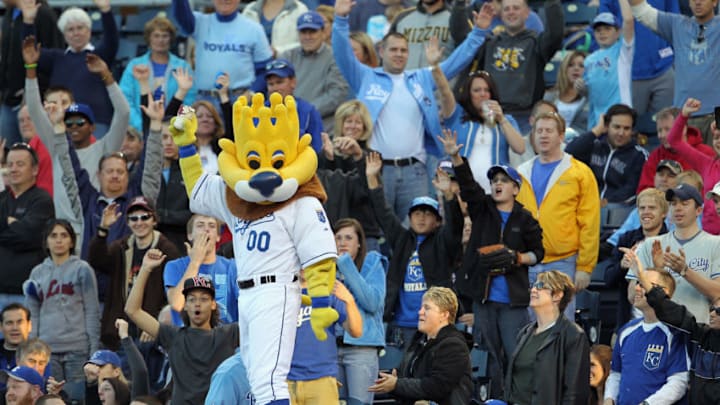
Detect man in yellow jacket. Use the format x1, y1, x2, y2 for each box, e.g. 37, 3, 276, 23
516, 111, 600, 319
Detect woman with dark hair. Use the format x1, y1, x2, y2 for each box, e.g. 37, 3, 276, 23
429, 44, 525, 191
334, 218, 387, 405
589, 344, 612, 404
504, 270, 590, 405
192, 100, 226, 174
24, 219, 100, 403
99, 377, 131, 405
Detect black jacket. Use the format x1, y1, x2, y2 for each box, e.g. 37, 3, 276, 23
646, 287, 720, 404
505, 315, 590, 405
565, 131, 648, 204
0, 185, 55, 293
454, 161, 544, 306
0, 3, 62, 106
393, 324, 473, 405
369, 187, 463, 321
156, 160, 192, 251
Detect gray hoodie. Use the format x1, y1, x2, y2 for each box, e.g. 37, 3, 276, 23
24, 256, 100, 354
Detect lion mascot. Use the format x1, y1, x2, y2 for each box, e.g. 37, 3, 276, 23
170, 93, 338, 405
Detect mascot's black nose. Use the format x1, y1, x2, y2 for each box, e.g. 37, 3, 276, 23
249, 171, 283, 197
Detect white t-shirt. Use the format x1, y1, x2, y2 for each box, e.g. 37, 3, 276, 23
467, 123, 493, 192
198, 144, 218, 175
190, 173, 337, 280
370, 73, 426, 161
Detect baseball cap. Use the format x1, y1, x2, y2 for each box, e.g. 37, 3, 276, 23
666, 184, 703, 206
706, 181, 720, 200
126, 195, 156, 215
487, 165, 522, 186
85, 350, 121, 367
182, 276, 215, 298
409, 196, 440, 218
65, 103, 96, 124
438, 160, 455, 179
0, 366, 43, 388
265, 59, 296, 79
592, 12, 619, 28
297, 11, 325, 30
656, 159, 682, 175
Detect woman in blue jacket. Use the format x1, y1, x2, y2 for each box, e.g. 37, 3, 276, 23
430, 53, 525, 192
334, 218, 387, 405
119, 16, 197, 133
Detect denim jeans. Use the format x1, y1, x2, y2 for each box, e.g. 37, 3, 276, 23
381, 161, 429, 222
473, 301, 528, 399
50, 350, 89, 402
0, 104, 21, 145
528, 255, 578, 320
337, 346, 379, 405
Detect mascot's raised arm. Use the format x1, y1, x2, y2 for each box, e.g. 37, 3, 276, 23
169, 92, 338, 405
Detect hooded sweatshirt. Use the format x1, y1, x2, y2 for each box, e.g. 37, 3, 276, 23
636, 125, 716, 192
24, 256, 100, 354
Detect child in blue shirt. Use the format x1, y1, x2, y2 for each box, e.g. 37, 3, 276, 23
582, 0, 635, 130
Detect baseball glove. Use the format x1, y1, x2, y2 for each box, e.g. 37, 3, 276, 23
478, 244, 518, 274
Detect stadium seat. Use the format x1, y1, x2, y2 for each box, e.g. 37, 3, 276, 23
123, 9, 167, 34
563, 2, 598, 26
91, 11, 122, 35
576, 289, 602, 344
544, 60, 561, 88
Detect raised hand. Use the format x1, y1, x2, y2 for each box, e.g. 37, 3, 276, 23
651, 240, 664, 269
115, 318, 129, 339
100, 202, 122, 229
92, 0, 112, 13
172, 67, 194, 93
141, 249, 167, 271
321, 132, 334, 160
132, 64, 150, 84
86, 53, 110, 75
185, 231, 212, 264
473, 2, 494, 30
682, 98, 701, 118
141, 97, 165, 123
663, 246, 688, 275
425, 36, 444, 66
437, 128, 463, 158
334, 0, 355, 17
333, 136, 363, 160
22, 36, 40, 65
432, 167, 452, 195
365, 151, 383, 178
620, 247, 651, 291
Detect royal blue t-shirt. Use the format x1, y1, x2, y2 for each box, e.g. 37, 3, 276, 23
288, 290, 347, 381
488, 210, 511, 304
394, 235, 427, 327
151, 61, 168, 100
531, 159, 562, 207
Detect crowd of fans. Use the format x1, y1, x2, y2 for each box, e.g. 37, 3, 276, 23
1, 0, 720, 403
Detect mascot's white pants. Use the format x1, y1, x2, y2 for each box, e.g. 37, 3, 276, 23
238, 280, 301, 405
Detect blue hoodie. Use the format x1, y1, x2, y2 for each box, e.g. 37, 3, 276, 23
336, 251, 388, 347
332, 15, 487, 157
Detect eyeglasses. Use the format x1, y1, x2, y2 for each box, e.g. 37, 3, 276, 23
710, 306, 720, 315
266, 60, 289, 71
128, 214, 152, 222
468, 70, 491, 78
531, 281, 552, 290
65, 118, 88, 127
697, 24, 706, 43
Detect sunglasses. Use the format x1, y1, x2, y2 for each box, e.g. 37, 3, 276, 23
65, 118, 88, 127
468, 70, 491, 78
710, 306, 720, 315
128, 214, 152, 222
531, 281, 552, 290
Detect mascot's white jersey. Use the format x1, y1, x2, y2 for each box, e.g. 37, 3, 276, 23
190, 173, 338, 279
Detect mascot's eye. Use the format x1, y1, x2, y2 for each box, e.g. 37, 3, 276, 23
272, 150, 285, 170
247, 151, 261, 170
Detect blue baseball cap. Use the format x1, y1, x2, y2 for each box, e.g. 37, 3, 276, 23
0, 366, 43, 388
297, 11, 325, 30
265, 59, 296, 79
85, 350, 121, 367
487, 165, 522, 186
65, 103, 96, 124
666, 184, 703, 206
409, 196, 440, 217
592, 12, 619, 28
